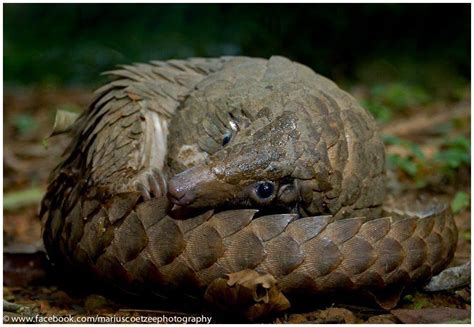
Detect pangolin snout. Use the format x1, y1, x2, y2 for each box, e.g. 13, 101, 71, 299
167, 177, 196, 206
167, 165, 215, 206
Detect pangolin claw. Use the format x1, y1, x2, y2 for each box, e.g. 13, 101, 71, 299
204, 269, 290, 321
133, 169, 168, 200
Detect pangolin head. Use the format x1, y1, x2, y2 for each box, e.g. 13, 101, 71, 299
168, 110, 320, 213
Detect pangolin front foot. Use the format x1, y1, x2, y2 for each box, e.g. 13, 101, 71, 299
204, 269, 290, 321
133, 168, 168, 200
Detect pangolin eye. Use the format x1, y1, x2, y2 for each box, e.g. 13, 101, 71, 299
255, 182, 274, 199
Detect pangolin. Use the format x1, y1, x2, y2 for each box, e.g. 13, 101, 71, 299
40, 56, 458, 319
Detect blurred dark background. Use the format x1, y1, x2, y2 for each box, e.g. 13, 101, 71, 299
4, 3, 470, 88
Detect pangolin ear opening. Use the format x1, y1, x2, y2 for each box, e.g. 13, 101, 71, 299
277, 183, 300, 204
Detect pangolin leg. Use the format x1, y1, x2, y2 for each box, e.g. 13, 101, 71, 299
368, 285, 406, 310
204, 269, 290, 321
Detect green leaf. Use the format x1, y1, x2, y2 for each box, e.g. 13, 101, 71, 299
407, 143, 425, 161
400, 159, 418, 176
462, 230, 471, 241
413, 298, 430, 309
402, 294, 414, 303
11, 114, 38, 136
446, 136, 470, 151
361, 100, 393, 123
382, 134, 403, 145
433, 136, 470, 173
383, 136, 426, 161
388, 154, 418, 176
370, 82, 431, 110
4, 187, 44, 211
451, 191, 470, 214
435, 149, 470, 169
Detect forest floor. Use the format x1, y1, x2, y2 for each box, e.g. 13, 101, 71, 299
3, 85, 471, 323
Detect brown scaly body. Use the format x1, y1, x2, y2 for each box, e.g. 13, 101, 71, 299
40, 56, 457, 316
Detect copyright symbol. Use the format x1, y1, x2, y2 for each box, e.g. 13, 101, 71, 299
3, 315, 10, 323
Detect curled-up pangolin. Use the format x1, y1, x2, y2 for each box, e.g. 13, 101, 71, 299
40, 56, 458, 320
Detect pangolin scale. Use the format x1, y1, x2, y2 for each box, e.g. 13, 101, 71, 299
40, 56, 457, 315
